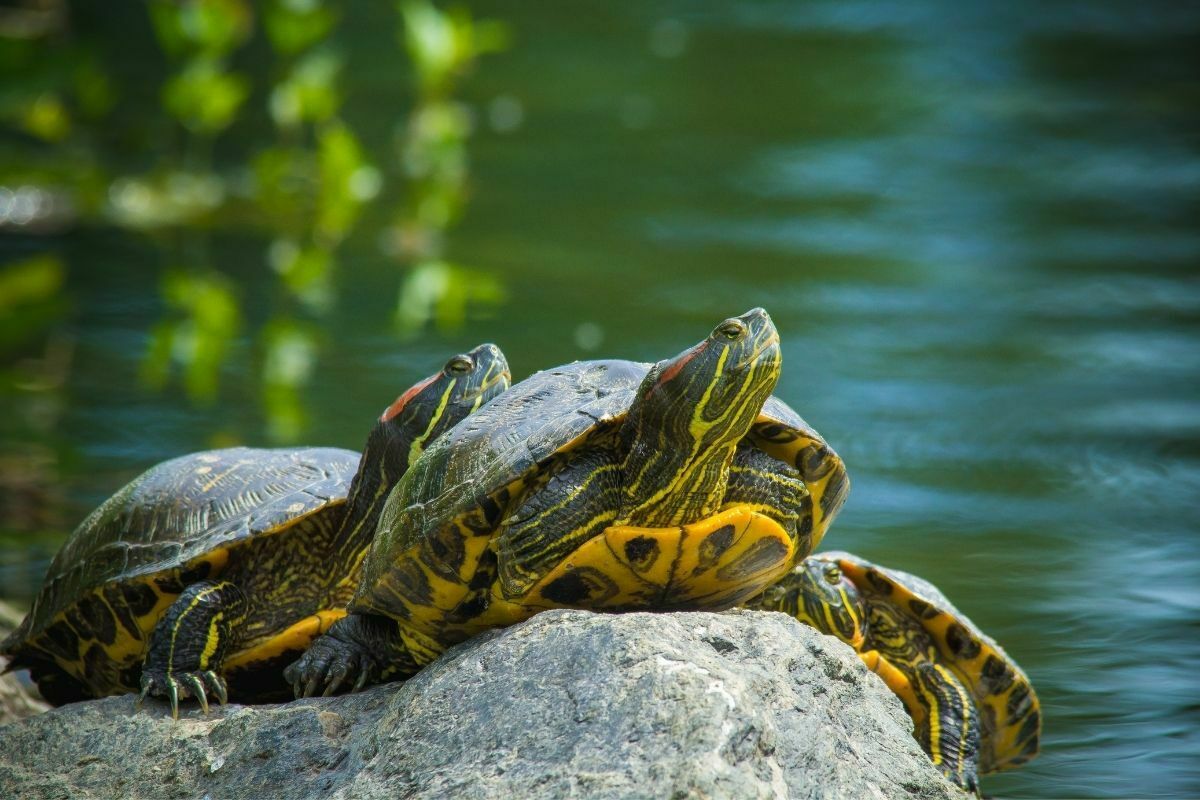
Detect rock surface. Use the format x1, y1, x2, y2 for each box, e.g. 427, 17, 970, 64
0, 609, 966, 800
0, 600, 51, 725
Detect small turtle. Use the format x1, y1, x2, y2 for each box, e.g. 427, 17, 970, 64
287, 308, 850, 694
749, 551, 1042, 793
1, 345, 509, 717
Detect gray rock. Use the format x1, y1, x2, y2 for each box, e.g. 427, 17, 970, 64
0, 609, 966, 800
0, 600, 50, 725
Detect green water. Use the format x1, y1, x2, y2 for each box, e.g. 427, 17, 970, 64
2, 2, 1198, 797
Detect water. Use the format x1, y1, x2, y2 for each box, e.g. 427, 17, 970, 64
2, 2, 1198, 796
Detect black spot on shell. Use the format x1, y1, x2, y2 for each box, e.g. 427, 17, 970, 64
820, 468, 849, 516
154, 573, 185, 594
623, 536, 659, 572
74, 593, 117, 647
421, 526, 466, 581
82, 643, 110, 683
864, 569, 894, 596
39, 621, 79, 662
474, 494, 506, 532
122, 582, 159, 617
388, 560, 434, 607
467, 553, 497, 591
753, 422, 795, 444
979, 700, 998, 736
103, 584, 144, 640
908, 598, 940, 621
695, 524, 735, 574
797, 498, 813, 538
715, 537, 789, 582
178, 560, 213, 584
945, 623, 982, 660
798, 443, 835, 481
449, 592, 489, 623
1016, 710, 1040, 747
540, 567, 617, 605
980, 654, 1015, 695
1006, 682, 1033, 719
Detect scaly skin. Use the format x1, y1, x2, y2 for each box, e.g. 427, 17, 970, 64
287, 309, 820, 696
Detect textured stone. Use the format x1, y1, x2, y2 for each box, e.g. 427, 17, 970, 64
0, 609, 966, 800
0, 601, 50, 725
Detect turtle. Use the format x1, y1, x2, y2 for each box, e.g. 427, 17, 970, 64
286, 307, 851, 694
0, 344, 510, 717
747, 550, 1042, 793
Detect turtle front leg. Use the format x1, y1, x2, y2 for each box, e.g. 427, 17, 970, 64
285, 613, 421, 697
139, 580, 247, 719
910, 661, 982, 795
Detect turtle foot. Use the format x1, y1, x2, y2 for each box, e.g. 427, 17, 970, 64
137, 668, 227, 720
284, 635, 378, 698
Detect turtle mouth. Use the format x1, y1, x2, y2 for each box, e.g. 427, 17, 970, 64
738, 331, 781, 373
468, 368, 511, 400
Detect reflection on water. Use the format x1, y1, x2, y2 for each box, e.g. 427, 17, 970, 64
2, 1, 1198, 796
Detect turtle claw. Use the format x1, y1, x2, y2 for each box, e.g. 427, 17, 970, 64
284, 636, 378, 698
136, 674, 153, 710
166, 677, 181, 720
202, 670, 228, 706
183, 674, 209, 714
322, 663, 348, 697
138, 668, 228, 719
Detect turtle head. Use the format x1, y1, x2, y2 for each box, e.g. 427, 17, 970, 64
379, 343, 510, 458
782, 556, 868, 650
335, 344, 510, 558
638, 307, 780, 423
619, 308, 781, 526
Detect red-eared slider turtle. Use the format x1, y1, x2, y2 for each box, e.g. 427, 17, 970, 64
287, 308, 850, 694
1, 345, 509, 717
749, 551, 1042, 793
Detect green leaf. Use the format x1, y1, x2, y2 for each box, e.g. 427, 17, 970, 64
162, 59, 249, 134
264, 0, 338, 56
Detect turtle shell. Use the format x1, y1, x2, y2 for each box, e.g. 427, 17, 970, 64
355, 359, 847, 620
2, 446, 358, 697
820, 550, 1041, 774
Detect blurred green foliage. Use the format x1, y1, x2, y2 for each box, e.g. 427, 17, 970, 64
0, 0, 509, 442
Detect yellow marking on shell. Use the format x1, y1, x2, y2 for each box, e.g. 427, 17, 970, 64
222, 609, 345, 670
199, 463, 246, 493
474, 508, 795, 633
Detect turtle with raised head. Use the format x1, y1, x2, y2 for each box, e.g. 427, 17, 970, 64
749, 551, 1042, 793
1, 344, 509, 717
288, 308, 850, 694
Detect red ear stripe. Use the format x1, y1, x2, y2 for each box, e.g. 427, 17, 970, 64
380, 373, 440, 422
649, 339, 708, 396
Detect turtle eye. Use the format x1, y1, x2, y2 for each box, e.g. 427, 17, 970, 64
824, 566, 842, 585
446, 355, 474, 375
715, 319, 746, 340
